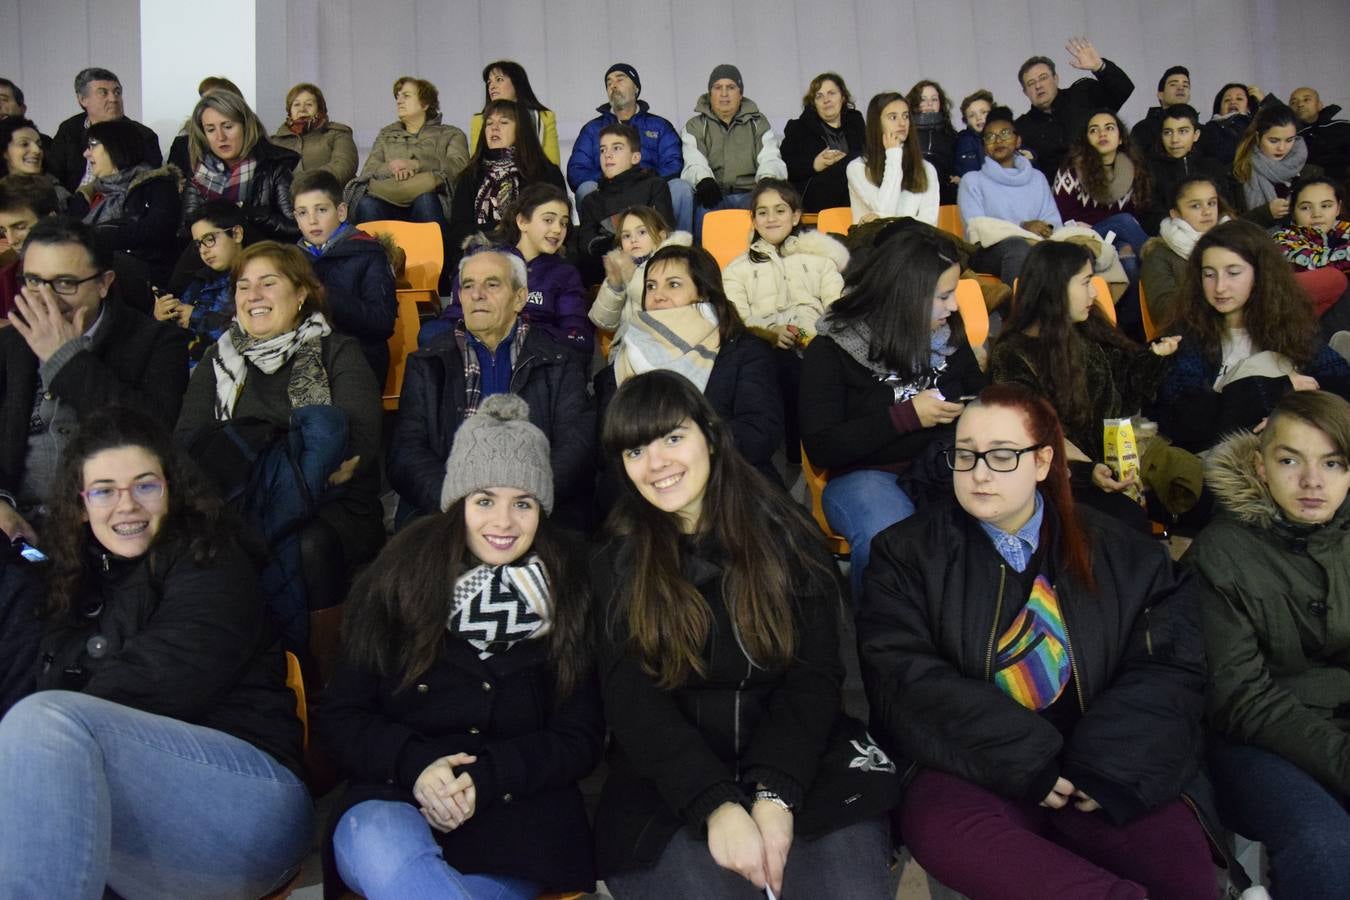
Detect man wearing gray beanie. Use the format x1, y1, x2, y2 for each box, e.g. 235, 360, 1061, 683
441, 394, 555, 514
680, 63, 787, 241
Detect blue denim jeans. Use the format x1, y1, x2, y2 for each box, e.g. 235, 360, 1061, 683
0, 690, 313, 900
575, 178, 694, 236
1209, 739, 1350, 900
821, 468, 916, 600
335, 799, 542, 900
1093, 212, 1147, 336
353, 191, 448, 227
692, 190, 752, 243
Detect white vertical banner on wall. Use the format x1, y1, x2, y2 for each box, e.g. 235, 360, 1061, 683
138, 0, 257, 155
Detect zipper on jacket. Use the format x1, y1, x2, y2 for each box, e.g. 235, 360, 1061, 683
983, 565, 1008, 680
1144, 606, 1154, 655
1058, 582, 1089, 714
1180, 792, 1226, 864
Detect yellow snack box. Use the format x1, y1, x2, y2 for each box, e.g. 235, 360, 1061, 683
1103, 417, 1143, 504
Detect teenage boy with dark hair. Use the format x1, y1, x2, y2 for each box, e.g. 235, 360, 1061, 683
292, 170, 397, 383
1140, 104, 1234, 234
152, 200, 246, 368
576, 123, 675, 276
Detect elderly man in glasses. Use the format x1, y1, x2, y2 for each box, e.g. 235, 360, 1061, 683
1014, 38, 1133, 178
956, 107, 1062, 286
0, 218, 186, 543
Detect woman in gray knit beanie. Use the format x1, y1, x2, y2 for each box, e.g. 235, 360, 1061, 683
321, 392, 602, 897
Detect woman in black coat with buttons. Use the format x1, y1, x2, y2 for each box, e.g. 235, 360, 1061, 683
318, 395, 603, 900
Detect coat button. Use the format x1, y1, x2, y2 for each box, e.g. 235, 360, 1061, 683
481, 681, 492, 692
502, 793, 513, 803
43, 392, 53, 400
1309, 600, 1328, 616
468, 726, 480, 735
416, 683, 429, 693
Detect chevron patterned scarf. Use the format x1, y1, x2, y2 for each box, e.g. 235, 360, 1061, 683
448, 555, 551, 659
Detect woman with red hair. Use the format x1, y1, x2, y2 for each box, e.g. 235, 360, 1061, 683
857, 384, 1237, 900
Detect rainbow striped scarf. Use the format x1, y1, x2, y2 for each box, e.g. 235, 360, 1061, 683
993, 575, 1071, 710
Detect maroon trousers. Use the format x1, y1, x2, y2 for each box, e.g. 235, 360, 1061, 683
899, 769, 1219, 900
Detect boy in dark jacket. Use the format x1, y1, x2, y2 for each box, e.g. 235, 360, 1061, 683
152, 201, 245, 368
292, 170, 397, 383
577, 123, 674, 281
1141, 105, 1235, 234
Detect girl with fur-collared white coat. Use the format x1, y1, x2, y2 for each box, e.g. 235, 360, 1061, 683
724, 179, 849, 342
588, 204, 691, 341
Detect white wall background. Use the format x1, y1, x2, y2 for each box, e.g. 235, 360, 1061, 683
3, 0, 1348, 164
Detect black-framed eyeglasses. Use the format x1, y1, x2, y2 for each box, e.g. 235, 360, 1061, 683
192, 230, 229, 250
983, 128, 1016, 144
21, 272, 104, 296
945, 445, 1043, 472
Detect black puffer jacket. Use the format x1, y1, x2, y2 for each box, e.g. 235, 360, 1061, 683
388, 327, 595, 519
590, 535, 901, 876
182, 138, 301, 243
859, 497, 1205, 825
36, 535, 304, 778
78, 163, 183, 284
914, 115, 959, 205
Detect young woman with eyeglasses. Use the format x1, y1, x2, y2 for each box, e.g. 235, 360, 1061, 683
0, 407, 313, 899
857, 383, 1234, 900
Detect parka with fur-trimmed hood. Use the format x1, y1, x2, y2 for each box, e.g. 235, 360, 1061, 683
1185, 430, 1350, 796
722, 230, 849, 338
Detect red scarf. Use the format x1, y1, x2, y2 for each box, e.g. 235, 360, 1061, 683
287, 115, 328, 136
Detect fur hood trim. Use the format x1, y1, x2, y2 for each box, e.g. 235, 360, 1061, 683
1204, 430, 1278, 528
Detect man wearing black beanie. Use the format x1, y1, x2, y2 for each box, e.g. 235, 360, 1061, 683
566, 63, 693, 234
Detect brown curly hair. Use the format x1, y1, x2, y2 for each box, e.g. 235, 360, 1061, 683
1067, 110, 1151, 209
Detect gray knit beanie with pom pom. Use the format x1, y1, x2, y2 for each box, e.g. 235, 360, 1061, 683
440, 394, 554, 514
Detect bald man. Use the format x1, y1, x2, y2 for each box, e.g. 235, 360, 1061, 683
1290, 86, 1350, 186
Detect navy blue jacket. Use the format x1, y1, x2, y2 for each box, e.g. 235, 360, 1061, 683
566, 101, 684, 190
304, 225, 397, 383
388, 327, 596, 519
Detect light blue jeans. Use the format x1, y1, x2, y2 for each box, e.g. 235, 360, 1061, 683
821, 468, 916, 600
0, 690, 313, 900
575, 177, 694, 236
335, 799, 543, 900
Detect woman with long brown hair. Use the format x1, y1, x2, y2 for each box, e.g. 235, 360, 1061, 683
992, 240, 1181, 526
592, 370, 900, 899
445, 98, 566, 274
846, 91, 937, 225
859, 384, 1230, 900
1155, 219, 1350, 452
319, 394, 602, 900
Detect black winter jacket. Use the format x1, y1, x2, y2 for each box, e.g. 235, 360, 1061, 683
48, 113, 163, 193
799, 332, 985, 474
1299, 104, 1350, 187
36, 535, 305, 778
590, 535, 901, 875
594, 332, 783, 479
859, 497, 1206, 826
306, 228, 397, 383
78, 163, 183, 285
915, 118, 959, 205
781, 107, 867, 213
318, 613, 604, 896
1016, 60, 1134, 178
182, 139, 301, 243
446, 158, 567, 273
0, 299, 188, 502
388, 328, 595, 519
577, 166, 675, 259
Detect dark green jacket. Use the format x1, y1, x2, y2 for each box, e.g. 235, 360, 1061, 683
1186, 430, 1350, 794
